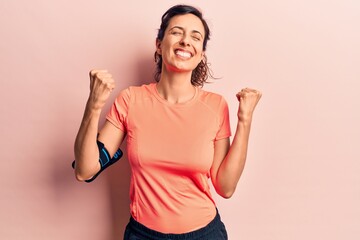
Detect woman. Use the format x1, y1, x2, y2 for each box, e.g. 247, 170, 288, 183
74, 4, 262, 240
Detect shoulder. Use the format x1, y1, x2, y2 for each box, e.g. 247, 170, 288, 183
198, 88, 228, 108
116, 82, 156, 101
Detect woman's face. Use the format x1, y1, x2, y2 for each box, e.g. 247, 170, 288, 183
157, 14, 205, 73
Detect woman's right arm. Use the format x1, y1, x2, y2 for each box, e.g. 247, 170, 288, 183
74, 69, 125, 181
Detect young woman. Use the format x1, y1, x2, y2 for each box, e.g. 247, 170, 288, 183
74, 4, 262, 240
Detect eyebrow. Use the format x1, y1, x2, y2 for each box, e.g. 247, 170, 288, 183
170, 26, 204, 38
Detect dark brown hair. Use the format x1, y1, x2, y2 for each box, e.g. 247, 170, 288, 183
154, 5, 213, 87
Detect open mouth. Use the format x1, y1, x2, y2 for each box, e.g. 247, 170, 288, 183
175, 49, 192, 59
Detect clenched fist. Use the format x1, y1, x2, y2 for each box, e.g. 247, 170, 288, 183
87, 69, 115, 110
236, 88, 262, 122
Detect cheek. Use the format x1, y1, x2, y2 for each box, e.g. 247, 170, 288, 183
162, 42, 174, 55
195, 42, 204, 54
196, 48, 204, 60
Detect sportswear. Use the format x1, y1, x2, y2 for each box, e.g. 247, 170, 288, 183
106, 83, 231, 233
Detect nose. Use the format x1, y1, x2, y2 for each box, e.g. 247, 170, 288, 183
179, 34, 191, 46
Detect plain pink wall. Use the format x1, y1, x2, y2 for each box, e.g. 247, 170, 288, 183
1, 0, 359, 239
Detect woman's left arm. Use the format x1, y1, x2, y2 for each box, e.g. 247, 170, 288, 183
210, 88, 262, 198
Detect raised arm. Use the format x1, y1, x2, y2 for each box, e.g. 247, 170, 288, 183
210, 88, 262, 198
74, 70, 125, 181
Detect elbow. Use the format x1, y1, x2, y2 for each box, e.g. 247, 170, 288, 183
74, 167, 93, 182
73, 159, 98, 182
75, 171, 95, 182
215, 185, 235, 199
75, 171, 87, 182
221, 190, 235, 199
75, 174, 85, 182
73, 161, 86, 182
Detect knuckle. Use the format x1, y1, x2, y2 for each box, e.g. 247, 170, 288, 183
90, 69, 101, 77
105, 82, 113, 89
96, 75, 103, 82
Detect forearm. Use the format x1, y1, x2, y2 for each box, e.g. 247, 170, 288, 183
216, 119, 252, 198
74, 102, 102, 181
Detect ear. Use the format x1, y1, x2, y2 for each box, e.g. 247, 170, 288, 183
155, 39, 162, 55
199, 52, 205, 64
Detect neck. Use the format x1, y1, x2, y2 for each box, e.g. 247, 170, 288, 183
157, 70, 196, 104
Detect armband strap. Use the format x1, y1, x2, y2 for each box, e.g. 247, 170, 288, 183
72, 140, 123, 183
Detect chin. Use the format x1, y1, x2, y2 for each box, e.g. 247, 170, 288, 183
167, 64, 194, 73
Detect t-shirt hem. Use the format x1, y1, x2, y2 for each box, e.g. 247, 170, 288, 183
215, 133, 231, 141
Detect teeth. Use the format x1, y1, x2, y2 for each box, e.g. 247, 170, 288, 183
176, 50, 191, 58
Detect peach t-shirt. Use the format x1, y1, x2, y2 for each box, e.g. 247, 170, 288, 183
106, 83, 231, 233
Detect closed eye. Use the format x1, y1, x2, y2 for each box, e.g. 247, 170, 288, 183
192, 35, 201, 41
172, 31, 182, 35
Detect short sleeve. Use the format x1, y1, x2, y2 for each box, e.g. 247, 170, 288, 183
106, 88, 131, 132
215, 97, 231, 140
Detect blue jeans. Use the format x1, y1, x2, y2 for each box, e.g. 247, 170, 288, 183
123, 209, 228, 240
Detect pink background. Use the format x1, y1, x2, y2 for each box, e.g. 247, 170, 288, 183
1, 0, 359, 239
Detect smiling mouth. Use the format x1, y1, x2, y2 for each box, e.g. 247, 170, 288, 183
175, 49, 192, 59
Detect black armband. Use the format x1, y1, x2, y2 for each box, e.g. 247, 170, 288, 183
72, 140, 123, 183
